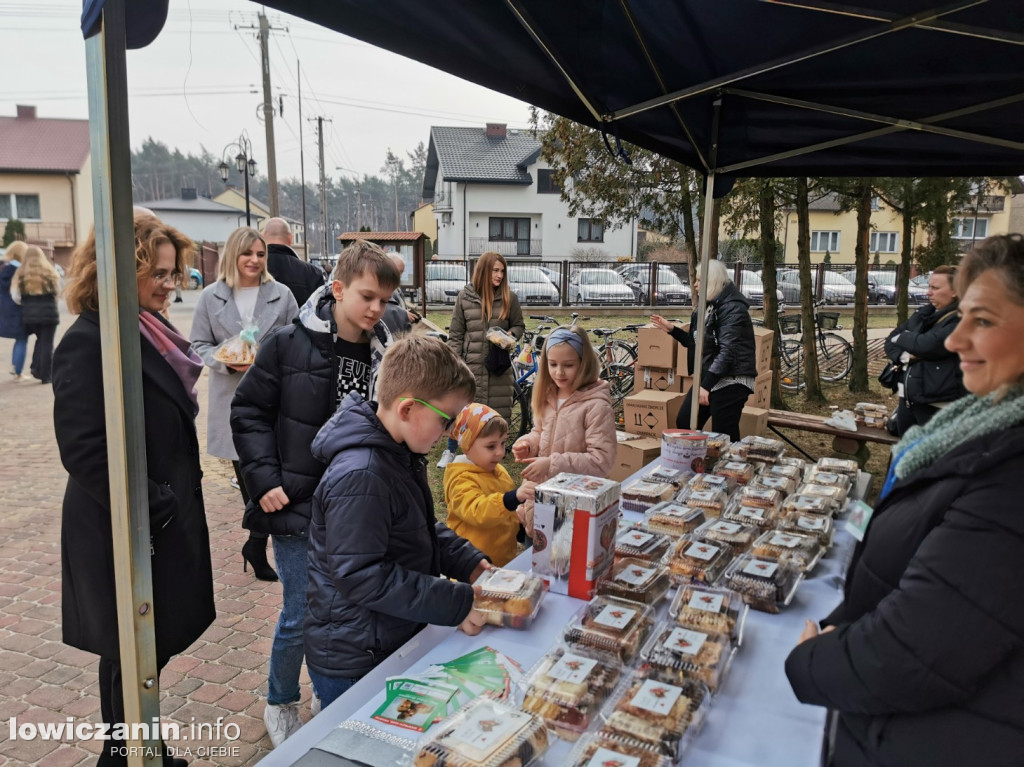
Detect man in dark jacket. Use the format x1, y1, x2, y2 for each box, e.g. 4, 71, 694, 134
304, 336, 489, 708
262, 217, 326, 307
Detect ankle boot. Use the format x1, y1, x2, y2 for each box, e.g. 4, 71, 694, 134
242, 536, 279, 582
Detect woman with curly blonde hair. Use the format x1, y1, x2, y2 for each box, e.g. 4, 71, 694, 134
0, 241, 29, 380
11, 245, 60, 384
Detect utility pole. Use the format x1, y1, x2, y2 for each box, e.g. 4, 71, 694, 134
297, 60, 308, 260
314, 116, 329, 259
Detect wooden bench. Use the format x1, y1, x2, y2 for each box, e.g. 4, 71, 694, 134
766, 408, 898, 467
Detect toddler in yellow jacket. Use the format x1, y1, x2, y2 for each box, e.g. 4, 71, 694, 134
443, 403, 535, 566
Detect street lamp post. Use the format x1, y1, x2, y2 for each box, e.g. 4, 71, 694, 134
218, 133, 258, 227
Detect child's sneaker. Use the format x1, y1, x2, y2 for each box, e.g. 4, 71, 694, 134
436, 449, 456, 469
263, 702, 301, 748
310, 693, 321, 716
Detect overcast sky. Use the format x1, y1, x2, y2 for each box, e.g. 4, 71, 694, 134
1, 1, 534, 184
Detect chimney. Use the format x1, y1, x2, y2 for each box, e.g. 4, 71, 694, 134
16, 105, 36, 120
181, 188, 197, 200
485, 123, 507, 138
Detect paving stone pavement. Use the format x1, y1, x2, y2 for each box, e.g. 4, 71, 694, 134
0, 293, 309, 766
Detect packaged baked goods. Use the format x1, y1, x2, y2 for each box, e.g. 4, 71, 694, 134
722, 554, 803, 613
621, 480, 676, 513
764, 462, 802, 482
734, 485, 784, 512
676, 487, 728, 517
750, 472, 797, 496
213, 324, 259, 366
472, 568, 546, 629
751, 530, 825, 573
567, 732, 674, 767
597, 557, 671, 606
642, 464, 686, 490
660, 430, 707, 475
412, 697, 549, 767
713, 460, 755, 486
794, 482, 848, 510
686, 472, 733, 493
692, 518, 758, 554
669, 584, 748, 643
563, 596, 655, 664
780, 493, 834, 516
665, 535, 733, 585
518, 645, 622, 741
731, 435, 785, 463
640, 619, 734, 691
803, 468, 853, 495
485, 327, 517, 351
817, 456, 860, 479
777, 510, 835, 547
614, 525, 672, 563
598, 670, 710, 759
776, 455, 808, 471
721, 498, 778, 531
644, 502, 705, 537
701, 431, 731, 461
854, 402, 888, 428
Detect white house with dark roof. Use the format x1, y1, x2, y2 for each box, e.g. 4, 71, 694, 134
136, 189, 245, 243
422, 123, 637, 261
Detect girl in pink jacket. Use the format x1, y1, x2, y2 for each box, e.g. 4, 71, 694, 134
512, 326, 617, 533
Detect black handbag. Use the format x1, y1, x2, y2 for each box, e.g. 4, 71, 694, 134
484, 342, 513, 375
878, 361, 901, 392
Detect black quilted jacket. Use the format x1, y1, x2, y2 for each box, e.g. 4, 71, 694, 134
668, 281, 757, 388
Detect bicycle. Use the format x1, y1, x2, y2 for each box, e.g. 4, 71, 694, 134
590, 324, 644, 427
762, 302, 853, 391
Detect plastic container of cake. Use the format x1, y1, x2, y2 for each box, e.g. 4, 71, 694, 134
713, 460, 756, 486
472, 568, 546, 629
669, 584, 748, 644
731, 435, 785, 463
817, 456, 860, 479
644, 501, 706, 537
563, 596, 655, 665
722, 554, 803, 614
621, 479, 677, 513
675, 486, 729, 517
763, 462, 802, 482
734, 485, 785, 513
802, 468, 853, 496
639, 619, 735, 692
412, 697, 549, 767
776, 455, 808, 471
517, 645, 623, 742
614, 525, 673, 564
781, 493, 835, 516
720, 497, 779, 531
686, 472, 733, 493
692, 518, 758, 554
751, 530, 825, 573
566, 732, 674, 767
596, 557, 671, 606
777, 510, 835, 547
641, 464, 687, 490
749, 472, 797, 496
794, 482, 848, 511
665, 535, 734, 586
701, 431, 731, 461
597, 669, 710, 760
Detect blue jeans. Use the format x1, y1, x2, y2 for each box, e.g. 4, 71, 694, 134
268, 534, 309, 706
446, 437, 458, 454
11, 334, 26, 375
308, 668, 358, 709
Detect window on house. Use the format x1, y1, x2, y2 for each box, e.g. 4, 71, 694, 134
951, 217, 989, 239
578, 218, 604, 243
0, 193, 40, 220
810, 230, 840, 252
869, 231, 899, 253
488, 217, 531, 242
537, 169, 561, 194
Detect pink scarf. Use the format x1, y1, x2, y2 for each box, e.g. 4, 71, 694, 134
138, 311, 203, 416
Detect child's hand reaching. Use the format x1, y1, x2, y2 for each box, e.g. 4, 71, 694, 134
459, 606, 488, 636
469, 558, 493, 583
520, 456, 551, 482
515, 503, 534, 538
511, 439, 532, 462
516, 481, 536, 503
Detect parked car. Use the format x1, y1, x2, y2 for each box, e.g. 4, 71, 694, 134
736, 270, 784, 306
615, 263, 691, 305
867, 270, 928, 305
538, 265, 562, 288
188, 267, 203, 290
424, 262, 469, 304
776, 269, 856, 304
569, 268, 635, 305
508, 264, 559, 305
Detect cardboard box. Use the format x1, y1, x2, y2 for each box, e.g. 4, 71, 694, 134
610, 436, 662, 482
753, 326, 775, 374
633, 366, 692, 395
746, 370, 773, 409
532, 473, 621, 599
624, 390, 685, 438
675, 323, 691, 377
739, 406, 769, 438
637, 325, 677, 369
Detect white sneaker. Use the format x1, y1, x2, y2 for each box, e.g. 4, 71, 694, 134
436, 449, 456, 469
310, 693, 321, 717
263, 702, 302, 748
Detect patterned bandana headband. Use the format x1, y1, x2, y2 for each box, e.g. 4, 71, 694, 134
452, 402, 501, 453
546, 327, 585, 357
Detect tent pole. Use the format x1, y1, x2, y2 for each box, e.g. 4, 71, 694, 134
689, 172, 717, 430
85, 1, 161, 764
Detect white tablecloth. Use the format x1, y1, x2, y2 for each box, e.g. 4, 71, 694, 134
263, 462, 865, 767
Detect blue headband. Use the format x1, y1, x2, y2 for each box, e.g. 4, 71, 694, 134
546, 327, 585, 357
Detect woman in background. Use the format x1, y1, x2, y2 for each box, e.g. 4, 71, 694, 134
0, 241, 28, 380
11, 245, 60, 384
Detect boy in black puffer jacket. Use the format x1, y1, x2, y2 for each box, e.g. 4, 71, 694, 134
304, 335, 490, 708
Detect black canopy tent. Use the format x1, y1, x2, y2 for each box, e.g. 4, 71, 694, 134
79, 1, 1024, 762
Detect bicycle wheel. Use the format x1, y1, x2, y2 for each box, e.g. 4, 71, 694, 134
818, 332, 853, 381
602, 363, 635, 427
779, 338, 805, 391
608, 339, 638, 366
507, 381, 533, 447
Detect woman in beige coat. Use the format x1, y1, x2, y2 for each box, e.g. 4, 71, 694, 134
440, 251, 524, 466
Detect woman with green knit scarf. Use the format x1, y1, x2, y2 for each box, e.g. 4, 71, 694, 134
786, 234, 1024, 767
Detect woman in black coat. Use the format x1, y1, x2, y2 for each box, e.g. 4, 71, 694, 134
53, 213, 215, 767
651, 260, 757, 439
11, 245, 61, 384
785, 234, 1024, 767
883, 265, 966, 435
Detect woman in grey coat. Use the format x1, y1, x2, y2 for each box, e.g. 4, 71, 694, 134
190, 227, 297, 580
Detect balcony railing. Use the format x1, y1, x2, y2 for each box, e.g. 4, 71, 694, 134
432, 189, 452, 212
468, 238, 543, 257
12, 221, 75, 245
